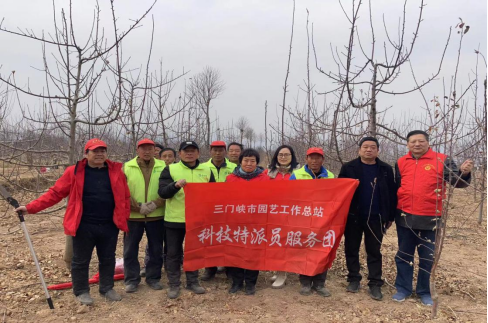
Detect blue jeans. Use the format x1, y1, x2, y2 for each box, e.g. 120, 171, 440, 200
395, 224, 436, 296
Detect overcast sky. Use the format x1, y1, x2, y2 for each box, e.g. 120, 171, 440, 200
1, 0, 486, 136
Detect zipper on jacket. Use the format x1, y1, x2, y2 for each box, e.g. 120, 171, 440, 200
410, 158, 418, 214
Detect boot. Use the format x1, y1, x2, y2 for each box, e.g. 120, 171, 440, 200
271, 272, 286, 289
167, 286, 180, 299
245, 284, 256, 296
186, 283, 206, 294
125, 284, 138, 293
346, 281, 360, 293
147, 281, 164, 290
228, 283, 243, 294
200, 269, 216, 281
76, 293, 94, 306
313, 286, 331, 297
299, 285, 312, 296
101, 289, 122, 302
369, 286, 383, 301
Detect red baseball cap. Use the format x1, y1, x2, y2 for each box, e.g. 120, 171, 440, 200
306, 147, 324, 157
84, 138, 107, 152
210, 140, 226, 148
137, 138, 155, 148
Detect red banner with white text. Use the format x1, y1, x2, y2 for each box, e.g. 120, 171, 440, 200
183, 179, 358, 276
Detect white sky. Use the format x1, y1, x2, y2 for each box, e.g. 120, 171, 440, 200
1, 0, 486, 135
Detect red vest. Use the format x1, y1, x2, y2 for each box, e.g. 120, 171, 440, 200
397, 148, 447, 216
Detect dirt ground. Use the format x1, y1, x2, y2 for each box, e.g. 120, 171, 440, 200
0, 190, 486, 323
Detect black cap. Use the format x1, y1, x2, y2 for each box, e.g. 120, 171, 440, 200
179, 140, 199, 151
359, 137, 379, 148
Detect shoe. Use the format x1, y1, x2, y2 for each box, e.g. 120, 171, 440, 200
368, 286, 383, 301
346, 281, 360, 293
392, 291, 410, 302
271, 272, 286, 289
245, 284, 256, 296
125, 284, 138, 293
101, 289, 122, 302
76, 293, 94, 306
147, 281, 164, 290
313, 286, 331, 297
299, 285, 312, 296
228, 283, 243, 294
270, 274, 278, 282
216, 267, 226, 274
140, 267, 146, 277
420, 294, 433, 306
186, 283, 206, 294
167, 286, 180, 299
200, 269, 216, 281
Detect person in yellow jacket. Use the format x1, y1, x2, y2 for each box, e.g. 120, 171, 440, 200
204, 141, 237, 182
158, 141, 216, 299
123, 139, 166, 293
290, 147, 335, 297
201, 140, 237, 281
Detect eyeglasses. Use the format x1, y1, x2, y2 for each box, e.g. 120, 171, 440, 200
278, 153, 291, 158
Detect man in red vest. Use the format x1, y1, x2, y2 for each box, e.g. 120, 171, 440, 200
393, 130, 473, 306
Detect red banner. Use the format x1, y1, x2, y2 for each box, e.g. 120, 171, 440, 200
183, 178, 358, 276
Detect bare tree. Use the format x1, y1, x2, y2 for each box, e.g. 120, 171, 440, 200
0, 0, 156, 164
188, 66, 225, 148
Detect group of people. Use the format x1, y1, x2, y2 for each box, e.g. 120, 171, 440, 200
15, 130, 473, 308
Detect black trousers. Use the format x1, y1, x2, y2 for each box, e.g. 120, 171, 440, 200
344, 215, 384, 287
165, 226, 199, 287
72, 221, 119, 296
144, 224, 167, 267
124, 219, 165, 285
299, 271, 327, 288
227, 267, 259, 286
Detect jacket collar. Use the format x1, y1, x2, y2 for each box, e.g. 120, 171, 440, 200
208, 158, 228, 169
75, 158, 120, 174
180, 159, 200, 170
232, 166, 265, 180
406, 148, 435, 160
350, 157, 386, 167
304, 165, 329, 179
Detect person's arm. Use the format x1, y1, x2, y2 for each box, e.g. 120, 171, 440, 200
443, 157, 472, 188
394, 162, 401, 190
387, 166, 398, 222
25, 167, 73, 214
158, 166, 180, 199
123, 173, 131, 220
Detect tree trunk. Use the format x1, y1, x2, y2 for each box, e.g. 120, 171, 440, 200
369, 64, 378, 137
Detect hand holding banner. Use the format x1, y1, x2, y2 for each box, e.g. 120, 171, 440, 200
183, 178, 358, 276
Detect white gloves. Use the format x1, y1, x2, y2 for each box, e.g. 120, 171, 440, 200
140, 201, 158, 215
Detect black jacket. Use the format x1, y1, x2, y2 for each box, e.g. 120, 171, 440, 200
338, 157, 397, 222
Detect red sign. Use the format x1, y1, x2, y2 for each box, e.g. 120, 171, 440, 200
183, 179, 358, 276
